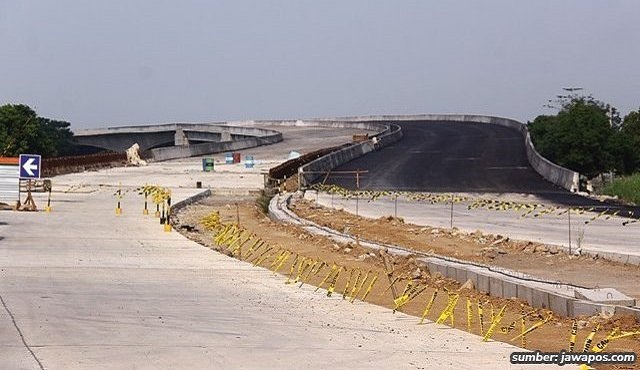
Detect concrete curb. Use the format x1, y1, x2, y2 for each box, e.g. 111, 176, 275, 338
269, 192, 639, 319
171, 189, 212, 213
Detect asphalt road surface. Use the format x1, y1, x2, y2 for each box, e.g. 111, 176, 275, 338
319, 121, 640, 216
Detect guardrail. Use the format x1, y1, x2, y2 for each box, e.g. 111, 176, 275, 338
298, 122, 403, 187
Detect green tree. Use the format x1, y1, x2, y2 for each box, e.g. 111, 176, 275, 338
616, 108, 640, 173
529, 96, 615, 178
0, 104, 73, 157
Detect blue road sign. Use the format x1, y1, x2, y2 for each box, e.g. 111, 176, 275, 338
19, 154, 42, 179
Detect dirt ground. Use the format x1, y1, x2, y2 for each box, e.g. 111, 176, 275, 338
174, 196, 640, 370
291, 199, 640, 300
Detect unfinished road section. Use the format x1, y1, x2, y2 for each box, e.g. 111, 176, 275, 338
0, 124, 551, 369
319, 119, 640, 216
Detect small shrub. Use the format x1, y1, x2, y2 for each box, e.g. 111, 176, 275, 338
601, 173, 640, 205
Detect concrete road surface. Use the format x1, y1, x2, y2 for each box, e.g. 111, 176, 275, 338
0, 170, 553, 369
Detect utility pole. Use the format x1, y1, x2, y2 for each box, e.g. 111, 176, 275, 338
568, 208, 572, 255
450, 194, 454, 228
355, 169, 360, 217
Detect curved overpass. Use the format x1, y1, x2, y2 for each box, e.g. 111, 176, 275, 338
74, 123, 281, 152
323, 120, 564, 194
310, 116, 638, 215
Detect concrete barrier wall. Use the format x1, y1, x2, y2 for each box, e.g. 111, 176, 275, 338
171, 189, 212, 213
525, 133, 579, 192
149, 132, 283, 161
298, 123, 403, 186
77, 122, 279, 137
285, 114, 578, 192
228, 119, 392, 135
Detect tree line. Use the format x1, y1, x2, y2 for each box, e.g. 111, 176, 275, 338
528, 96, 640, 179
0, 104, 74, 157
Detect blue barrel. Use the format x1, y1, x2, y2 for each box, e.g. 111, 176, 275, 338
225, 153, 233, 164
202, 158, 214, 172
245, 155, 254, 168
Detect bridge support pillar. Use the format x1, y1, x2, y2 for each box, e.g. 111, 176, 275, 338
221, 128, 232, 142
175, 126, 189, 146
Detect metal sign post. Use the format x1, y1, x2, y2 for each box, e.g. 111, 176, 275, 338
18, 154, 41, 211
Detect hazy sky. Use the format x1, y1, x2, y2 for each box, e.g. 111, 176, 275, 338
1, 1, 639, 129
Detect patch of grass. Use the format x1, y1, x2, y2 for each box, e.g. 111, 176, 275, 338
255, 190, 275, 214
602, 173, 640, 205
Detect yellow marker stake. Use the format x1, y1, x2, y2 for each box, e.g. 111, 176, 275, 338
244, 240, 265, 261
393, 281, 413, 311
582, 324, 599, 352
221, 228, 240, 246
343, 268, 355, 300
482, 305, 507, 342
308, 261, 327, 280
286, 255, 300, 284
296, 259, 314, 285
243, 239, 263, 260
351, 270, 371, 303
327, 267, 343, 297
592, 328, 619, 353
226, 231, 245, 249
393, 294, 410, 311
606, 330, 640, 341
315, 264, 337, 292
230, 232, 250, 253
396, 285, 426, 312
269, 249, 288, 270
379, 276, 401, 298
360, 274, 378, 302
400, 281, 413, 297
349, 270, 363, 300
251, 247, 273, 266
466, 298, 473, 332
214, 225, 233, 244
511, 316, 552, 341
521, 308, 527, 348
295, 258, 312, 284
232, 235, 253, 256
299, 260, 318, 287
225, 230, 245, 249
419, 289, 438, 324
254, 249, 276, 267
478, 301, 484, 336
436, 293, 459, 325
272, 251, 291, 275
569, 320, 578, 352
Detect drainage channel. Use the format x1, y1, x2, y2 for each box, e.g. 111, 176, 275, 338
269, 192, 639, 319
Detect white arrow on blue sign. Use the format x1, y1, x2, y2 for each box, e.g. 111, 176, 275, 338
19, 154, 42, 179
